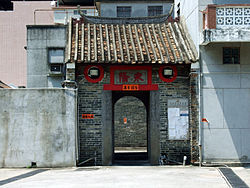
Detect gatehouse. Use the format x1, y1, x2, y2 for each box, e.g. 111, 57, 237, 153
65, 15, 199, 165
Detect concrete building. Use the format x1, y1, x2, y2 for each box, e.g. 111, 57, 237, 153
175, 0, 250, 164
0, 0, 97, 87
95, 0, 173, 17
0, 1, 54, 87
27, 25, 67, 88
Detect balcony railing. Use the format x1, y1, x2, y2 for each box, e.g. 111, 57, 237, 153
202, 4, 250, 44
216, 7, 250, 28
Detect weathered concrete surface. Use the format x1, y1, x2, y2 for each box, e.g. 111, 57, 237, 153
27, 25, 67, 88
0, 89, 77, 167
1, 166, 245, 188
203, 29, 250, 44
200, 43, 250, 163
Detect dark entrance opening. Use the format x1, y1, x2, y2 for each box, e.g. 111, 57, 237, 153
112, 91, 149, 165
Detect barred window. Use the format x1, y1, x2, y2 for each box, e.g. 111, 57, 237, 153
117, 6, 131, 17
223, 47, 240, 64
48, 48, 64, 73
148, 6, 163, 16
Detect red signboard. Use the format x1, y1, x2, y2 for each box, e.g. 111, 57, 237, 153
122, 84, 139, 91
103, 66, 158, 91
82, 114, 94, 119
115, 70, 147, 84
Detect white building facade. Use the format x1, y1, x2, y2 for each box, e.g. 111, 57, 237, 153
96, 0, 173, 17
175, 0, 250, 164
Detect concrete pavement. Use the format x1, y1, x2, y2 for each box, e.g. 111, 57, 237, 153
231, 167, 250, 186
0, 166, 249, 188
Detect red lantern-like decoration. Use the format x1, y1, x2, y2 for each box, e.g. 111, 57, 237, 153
159, 66, 177, 83
84, 65, 104, 83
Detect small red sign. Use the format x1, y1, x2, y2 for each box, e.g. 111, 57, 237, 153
202, 118, 208, 123
122, 84, 139, 91
82, 114, 94, 119
123, 117, 127, 124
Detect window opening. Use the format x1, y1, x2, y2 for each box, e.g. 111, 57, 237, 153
117, 6, 131, 17
148, 6, 163, 16
48, 48, 64, 73
223, 47, 240, 64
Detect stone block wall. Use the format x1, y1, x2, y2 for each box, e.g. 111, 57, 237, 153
77, 64, 198, 165
77, 79, 104, 165
77, 66, 110, 165
152, 66, 192, 164
190, 71, 199, 163
114, 96, 147, 148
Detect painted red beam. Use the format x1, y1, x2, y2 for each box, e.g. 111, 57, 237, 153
103, 84, 158, 91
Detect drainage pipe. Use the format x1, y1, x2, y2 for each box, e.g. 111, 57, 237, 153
190, 60, 202, 167
75, 88, 79, 166
198, 52, 203, 167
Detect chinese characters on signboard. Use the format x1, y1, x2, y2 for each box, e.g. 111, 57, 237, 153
103, 66, 158, 91
82, 114, 94, 119
114, 70, 147, 84
122, 85, 139, 91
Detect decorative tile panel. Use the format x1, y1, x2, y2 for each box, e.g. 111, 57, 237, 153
216, 7, 250, 28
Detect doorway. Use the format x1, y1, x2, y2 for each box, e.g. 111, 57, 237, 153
102, 90, 160, 165
113, 93, 148, 164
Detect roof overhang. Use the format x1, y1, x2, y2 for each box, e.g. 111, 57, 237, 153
0, 80, 11, 88
202, 28, 250, 46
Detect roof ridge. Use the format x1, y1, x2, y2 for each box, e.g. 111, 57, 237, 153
71, 15, 180, 25
80, 14, 171, 24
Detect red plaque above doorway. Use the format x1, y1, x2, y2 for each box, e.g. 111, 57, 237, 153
103, 66, 158, 91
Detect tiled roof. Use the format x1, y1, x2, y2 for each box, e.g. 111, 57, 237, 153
0, 80, 11, 88
67, 17, 197, 64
